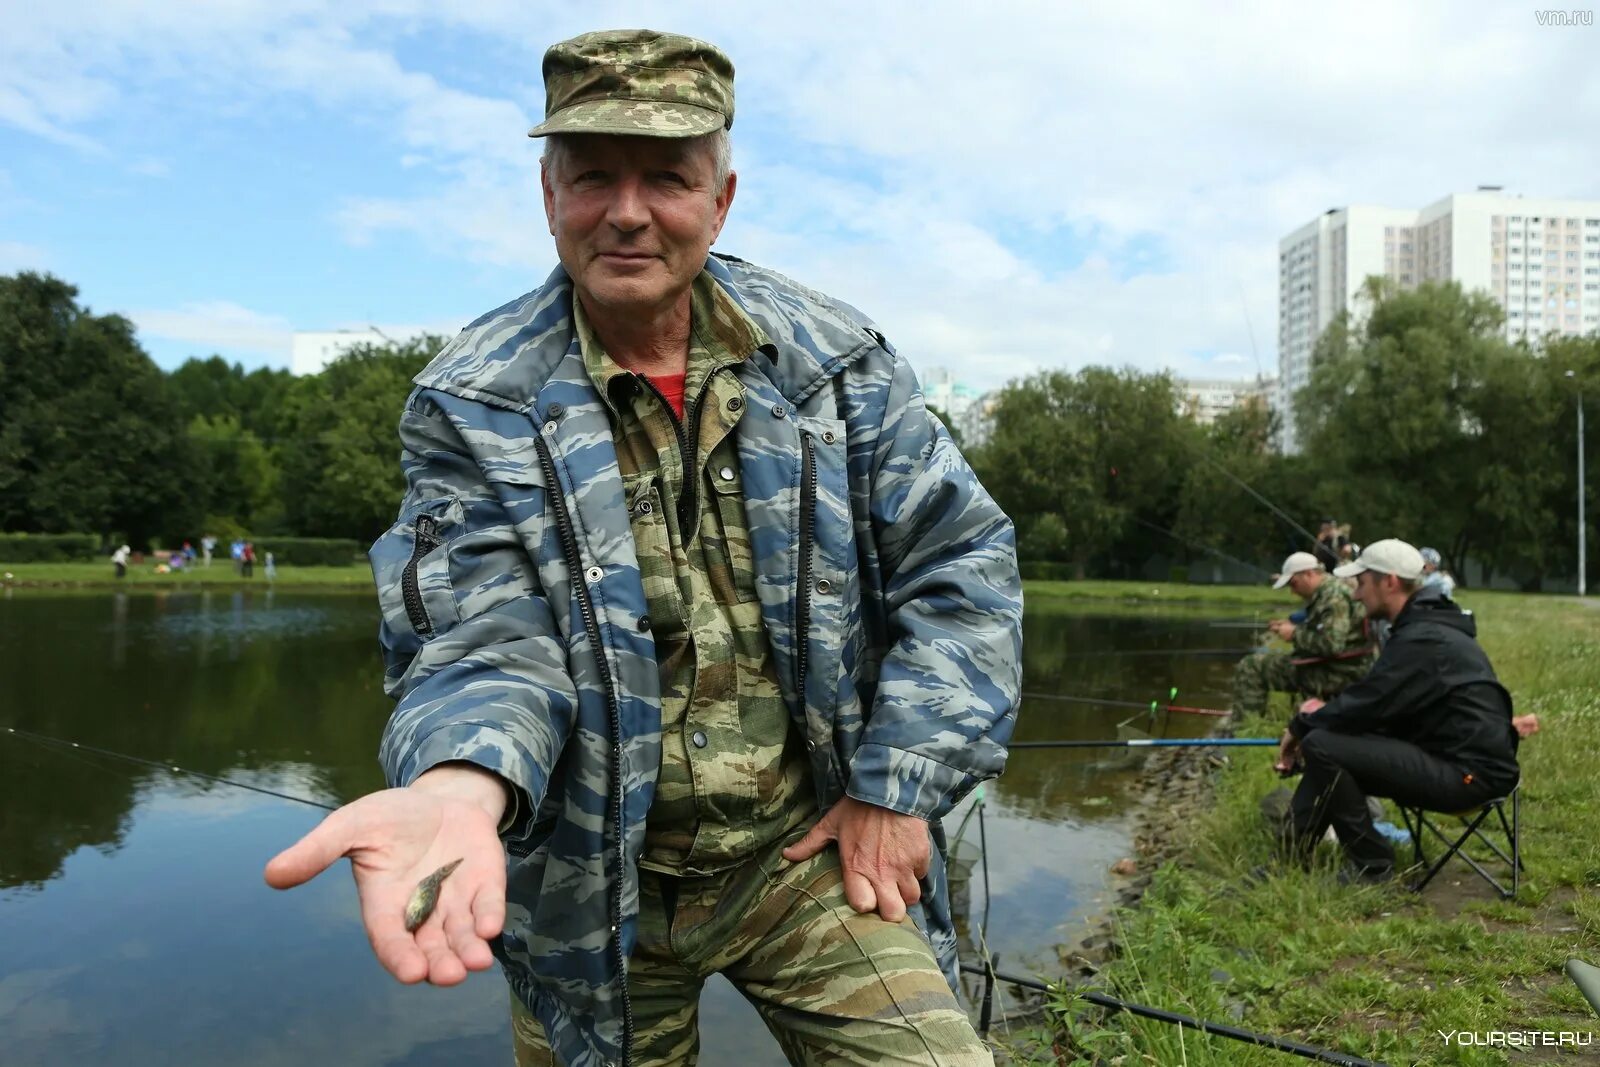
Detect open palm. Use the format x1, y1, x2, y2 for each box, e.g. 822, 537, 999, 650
264, 785, 507, 986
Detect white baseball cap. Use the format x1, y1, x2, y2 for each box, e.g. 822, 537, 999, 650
1334, 538, 1425, 581
1272, 551, 1323, 589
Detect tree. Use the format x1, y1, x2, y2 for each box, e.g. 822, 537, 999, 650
277, 338, 442, 540
974, 367, 1193, 577
183, 414, 282, 534
1292, 278, 1579, 586
0, 272, 186, 544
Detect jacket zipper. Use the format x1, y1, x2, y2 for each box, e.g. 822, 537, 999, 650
401, 514, 441, 636
795, 432, 816, 708
532, 432, 634, 1064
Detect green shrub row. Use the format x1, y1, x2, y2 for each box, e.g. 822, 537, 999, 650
0, 532, 101, 562
253, 537, 365, 567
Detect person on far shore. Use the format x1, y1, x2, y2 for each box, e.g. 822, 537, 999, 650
202, 534, 216, 568
231, 539, 244, 574
111, 544, 131, 580
241, 541, 255, 578
1313, 519, 1349, 570
1419, 547, 1455, 598
264, 551, 276, 582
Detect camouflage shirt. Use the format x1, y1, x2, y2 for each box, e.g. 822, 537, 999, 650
576, 277, 815, 875
1293, 578, 1372, 663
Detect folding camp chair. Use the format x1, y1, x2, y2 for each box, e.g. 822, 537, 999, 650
1397, 785, 1523, 899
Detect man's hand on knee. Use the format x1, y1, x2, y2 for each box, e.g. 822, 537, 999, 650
782, 796, 929, 923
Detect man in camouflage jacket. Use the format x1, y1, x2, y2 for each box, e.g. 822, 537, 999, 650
1231, 551, 1373, 719
266, 28, 1021, 1067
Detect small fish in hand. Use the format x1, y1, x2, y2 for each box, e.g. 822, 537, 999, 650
404, 858, 463, 932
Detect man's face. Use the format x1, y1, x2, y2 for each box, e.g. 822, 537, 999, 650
1354, 570, 1389, 618
542, 134, 735, 322
1288, 570, 1318, 601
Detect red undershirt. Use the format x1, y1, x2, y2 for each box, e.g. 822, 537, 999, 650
646, 372, 687, 419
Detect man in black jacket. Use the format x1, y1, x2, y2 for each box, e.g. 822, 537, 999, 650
1273, 539, 1520, 880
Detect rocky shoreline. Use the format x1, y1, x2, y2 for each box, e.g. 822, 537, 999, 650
1060, 742, 1225, 981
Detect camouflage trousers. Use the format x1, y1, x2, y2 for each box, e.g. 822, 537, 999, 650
1229, 651, 1365, 718
511, 831, 991, 1067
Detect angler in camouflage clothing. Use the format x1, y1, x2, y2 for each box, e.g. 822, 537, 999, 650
265, 28, 1021, 1067
1231, 551, 1373, 719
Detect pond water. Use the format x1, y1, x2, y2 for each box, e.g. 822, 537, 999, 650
0, 589, 1257, 1065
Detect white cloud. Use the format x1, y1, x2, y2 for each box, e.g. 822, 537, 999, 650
4, 1, 1598, 390
130, 301, 295, 364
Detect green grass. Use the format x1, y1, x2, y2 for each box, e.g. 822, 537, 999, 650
1005, 582, 1600, 1065
0, 560, 374, 589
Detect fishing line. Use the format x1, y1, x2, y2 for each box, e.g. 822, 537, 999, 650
3, 726, 339, 812
1190, 447, 1322, 549
1129, 516, 1274, 579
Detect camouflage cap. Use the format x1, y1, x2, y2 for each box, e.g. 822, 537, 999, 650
528, 29, 734, 139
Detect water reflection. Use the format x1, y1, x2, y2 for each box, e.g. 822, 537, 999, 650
0, 591, 1248, 1065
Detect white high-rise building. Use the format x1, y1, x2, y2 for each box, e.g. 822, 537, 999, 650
1277, 188, 1600, 451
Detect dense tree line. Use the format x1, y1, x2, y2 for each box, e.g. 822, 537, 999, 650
5, 270, 1598, 587
970, 279, 1600, 590
0, 271, 438, 548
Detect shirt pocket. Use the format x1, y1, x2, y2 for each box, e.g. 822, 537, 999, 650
623, 471, 688, 632
703, 446, 759, 605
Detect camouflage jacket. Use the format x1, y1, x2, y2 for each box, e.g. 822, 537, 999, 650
369, 254, 1024, 1067
1291, 578, 1371, 664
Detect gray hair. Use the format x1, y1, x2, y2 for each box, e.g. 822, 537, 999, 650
540, 130, 732, 194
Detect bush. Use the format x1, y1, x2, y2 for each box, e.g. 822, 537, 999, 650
0, 532, 101, 562
253, 537, 364, 567
1019, 561, 1077, 581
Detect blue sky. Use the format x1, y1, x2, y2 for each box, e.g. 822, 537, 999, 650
3, 2, 1596, 389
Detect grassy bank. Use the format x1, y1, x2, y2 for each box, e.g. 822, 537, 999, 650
1, 561, 373, 589
1014, 585, 1600, 1065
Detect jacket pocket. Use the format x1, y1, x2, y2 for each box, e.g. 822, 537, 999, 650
373, 495, 465, 645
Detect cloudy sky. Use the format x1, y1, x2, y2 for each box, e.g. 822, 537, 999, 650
2, 2, 1596, 388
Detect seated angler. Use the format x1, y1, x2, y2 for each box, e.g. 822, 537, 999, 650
1231, 551, 1374, 720
1273, 540, 1520, 882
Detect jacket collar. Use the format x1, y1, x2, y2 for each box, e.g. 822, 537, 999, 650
413, 254, 882, 412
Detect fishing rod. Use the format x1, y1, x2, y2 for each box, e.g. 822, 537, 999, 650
1192, 449, 1323, 550
3, 726, 339, 812
1020, 691, 1232, 717
1050, 647, 1257, 660
958, 963, 1386, 1066
1010, 737, 1276, 750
